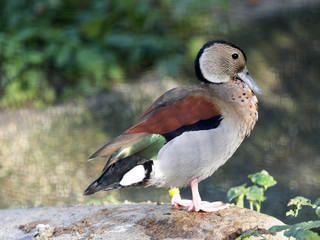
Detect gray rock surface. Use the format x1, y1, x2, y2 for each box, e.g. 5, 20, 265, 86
0, 203, 286, 239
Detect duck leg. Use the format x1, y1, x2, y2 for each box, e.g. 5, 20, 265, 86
170, 188, 192, 207
170, 178, 229, 212
188, 178, 229, 212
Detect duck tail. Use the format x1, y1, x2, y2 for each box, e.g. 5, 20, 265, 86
83, 155, 153, 195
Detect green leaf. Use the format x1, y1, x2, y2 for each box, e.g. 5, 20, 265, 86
227, 184, 247, 202
314, 198, 320, 207
269, 224, 290, 233
295, 230, 320, 240
269, 223, 320, 240
227, 184, 249, 208
288, 196, 313, 207
316, 207, 320, 219
246, 185, 266, 202
284, 221, 320, 239
286, 196, 316, 217
235, 227, 259, 240
248, 170, 277, 190
286, 209, 297, 217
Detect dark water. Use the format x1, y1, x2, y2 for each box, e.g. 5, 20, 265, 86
0, 5, 319, 226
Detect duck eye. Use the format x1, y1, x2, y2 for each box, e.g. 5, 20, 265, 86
232, 53, 238, 59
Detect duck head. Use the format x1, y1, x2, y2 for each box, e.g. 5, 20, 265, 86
194, 40, 262, 95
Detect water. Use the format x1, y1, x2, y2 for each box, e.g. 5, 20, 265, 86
0, 5, 320, 226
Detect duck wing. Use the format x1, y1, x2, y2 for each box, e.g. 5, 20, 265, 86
89, 86, 222, 168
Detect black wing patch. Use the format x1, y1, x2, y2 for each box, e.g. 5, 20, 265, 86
162, 114, 223, 142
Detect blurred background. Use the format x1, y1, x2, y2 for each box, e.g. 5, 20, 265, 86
0, 0, 319, 225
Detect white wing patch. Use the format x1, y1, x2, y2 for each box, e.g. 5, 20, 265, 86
120, 165, 145, 186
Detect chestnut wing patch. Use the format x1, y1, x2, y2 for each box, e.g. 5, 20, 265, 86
125, 95, 221, 136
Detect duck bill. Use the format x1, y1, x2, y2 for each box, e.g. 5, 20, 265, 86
236, 66, 262, 94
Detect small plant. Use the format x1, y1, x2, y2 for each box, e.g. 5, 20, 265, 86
269, 196, 320, 239
229, 172, 320, 240
235, 227, 268, 240
227, 170, 277, 212
236, 196, 320, 240
286, 196, 320, 218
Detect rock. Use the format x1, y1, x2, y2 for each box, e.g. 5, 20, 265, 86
34, 224, 55, 240
0, 203, 285, 239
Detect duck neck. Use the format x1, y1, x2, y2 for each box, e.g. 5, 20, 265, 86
205, 79, 259, 136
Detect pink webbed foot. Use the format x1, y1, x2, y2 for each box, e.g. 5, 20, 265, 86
170, 192, 192, 208
188, 178, 229, 212
170, 178, 229, 212
187, 200, 229, 212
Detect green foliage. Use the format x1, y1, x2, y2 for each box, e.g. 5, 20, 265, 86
269, 196, 320, 239
287, 197, 320, 219
235, 195, 320, 240
227, 170, 276, 212
315, 198, 320, 219
248, 170, 277, 190
269, 221, 320, 240
227, 183, 248, 208
238, 222, 320, 240
235, 227, 267, 240
286, 196, 319, 217
0, 0, 227, 108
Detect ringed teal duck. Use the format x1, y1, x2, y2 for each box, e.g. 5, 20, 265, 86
84, 40, 262, 212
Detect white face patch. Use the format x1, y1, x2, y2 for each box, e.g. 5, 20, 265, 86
119, 165, 145, 186
199, 52, 229, 83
